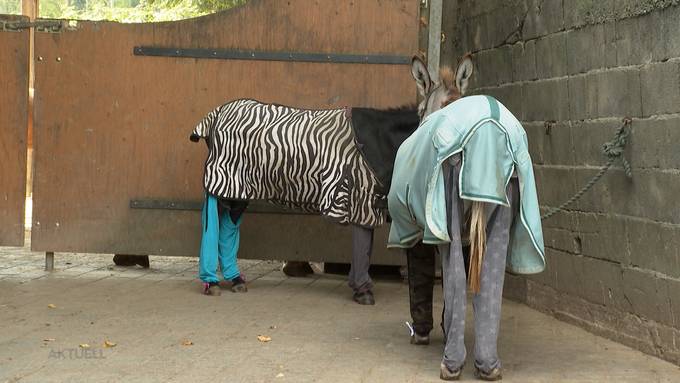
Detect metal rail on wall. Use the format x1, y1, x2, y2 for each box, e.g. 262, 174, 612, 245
0, 19, 63, 32
133, 46, 411, 65
129, 199, 315, 215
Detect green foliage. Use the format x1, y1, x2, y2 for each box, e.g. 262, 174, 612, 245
194, 0, 245, 13
38, 0, 247, 23
0, 0, 21, 15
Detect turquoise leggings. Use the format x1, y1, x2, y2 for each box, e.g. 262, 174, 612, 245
198, 194, 243, 283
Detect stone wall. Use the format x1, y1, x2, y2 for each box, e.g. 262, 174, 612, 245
439, 0, 680, 365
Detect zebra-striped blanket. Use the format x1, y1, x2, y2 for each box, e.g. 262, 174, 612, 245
191, 99, 386, 227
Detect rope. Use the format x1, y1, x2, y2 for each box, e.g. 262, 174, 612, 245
541, 117, 632, 220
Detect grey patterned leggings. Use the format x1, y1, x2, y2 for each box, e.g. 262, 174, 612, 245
439, 156, 519, 373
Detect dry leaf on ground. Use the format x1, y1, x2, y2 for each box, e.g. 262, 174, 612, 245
47, 304, 56, 309
103, 340, 117, 348
43, 338, 56, 342
79, 344, 90, 348
181, 340, 193, 346
257, 335, 272, 342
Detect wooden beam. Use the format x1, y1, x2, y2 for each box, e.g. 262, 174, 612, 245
21, 0, 37, 19
427, 0, 442, 78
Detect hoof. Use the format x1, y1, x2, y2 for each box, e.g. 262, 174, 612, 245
410, 333, 430, 345
282, 261, 314, 277
231, 275, 247, 293
474, 367, 502, 381
352, 290, 375, 305
203, 283, 221, 296
440, 363, 462, 381
231, 283, 247, 293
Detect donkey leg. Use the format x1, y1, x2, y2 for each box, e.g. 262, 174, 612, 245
439, 225, 467, 376
406, 242, 436, 343
440, 159, 468, 376
348, 225, 375, 305
198, 194, 222, 295
471, 178, 518, 379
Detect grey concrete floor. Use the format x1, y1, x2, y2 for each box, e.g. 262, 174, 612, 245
1, 246, 679, 383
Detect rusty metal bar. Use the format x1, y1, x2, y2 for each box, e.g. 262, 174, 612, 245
130, 199, 201, 211
133, 46, 411, 65
2, 19, 63, 32
129, 199, 314, 215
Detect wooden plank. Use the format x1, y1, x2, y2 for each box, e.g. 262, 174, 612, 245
0, 15, 28, 246
32, 0, 418, 264
427, 0, 443, 77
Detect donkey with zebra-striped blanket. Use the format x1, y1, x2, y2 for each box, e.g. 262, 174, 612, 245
188, 95, 421, 299
189, 99, 415, 228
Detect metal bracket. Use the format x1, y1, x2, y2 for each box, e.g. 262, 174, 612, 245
1, 20, 64, 33
133, 46, 410, 65
130, 199, 314, 215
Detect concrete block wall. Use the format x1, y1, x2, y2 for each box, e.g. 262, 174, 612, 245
440, 0, 680, 365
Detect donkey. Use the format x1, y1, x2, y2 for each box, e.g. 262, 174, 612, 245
189, 92, 421, 299
388, 56, 545, 380
190, 100, 420, 228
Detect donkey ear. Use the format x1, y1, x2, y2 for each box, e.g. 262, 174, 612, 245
455, 55, 474, 95
411, 56, 431, 98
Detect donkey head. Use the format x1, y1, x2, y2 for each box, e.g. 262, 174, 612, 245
411, 54, 474, 119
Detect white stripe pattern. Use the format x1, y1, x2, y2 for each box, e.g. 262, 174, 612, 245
192, 99, 386, 227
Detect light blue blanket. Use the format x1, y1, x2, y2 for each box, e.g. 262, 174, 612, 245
387, 95, 545, 274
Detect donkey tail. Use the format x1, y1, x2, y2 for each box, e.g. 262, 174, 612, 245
468, 201, 486, 293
